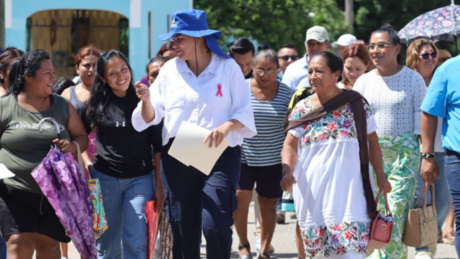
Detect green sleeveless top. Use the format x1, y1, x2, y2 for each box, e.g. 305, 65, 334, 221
0, 94, 71, 193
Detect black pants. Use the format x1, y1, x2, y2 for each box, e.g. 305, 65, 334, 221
161, 139, 240, 259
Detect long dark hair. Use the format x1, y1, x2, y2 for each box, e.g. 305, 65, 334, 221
53, 77, 76, 95
0, 47, 24, 85
7, 49, 50, 97
86, 50, 137, 127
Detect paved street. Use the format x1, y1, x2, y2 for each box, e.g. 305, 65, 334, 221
58, 202, 457, 259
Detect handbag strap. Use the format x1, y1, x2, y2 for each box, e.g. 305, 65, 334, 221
375, 189, 391, 215
415, 183, 436, 218
350, 95, 377, 219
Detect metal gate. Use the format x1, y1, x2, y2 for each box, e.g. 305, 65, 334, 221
26, 9, 129, 79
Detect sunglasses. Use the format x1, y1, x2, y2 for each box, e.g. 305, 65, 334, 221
279, 55, 298, 61
420, 52, 438, 60
366, 43, 395, 51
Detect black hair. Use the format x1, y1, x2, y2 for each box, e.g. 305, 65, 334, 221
257, 42, 270, 52
278, 44, 298, 53
7, 49, 50, 96
310, 51, 343, 82
0, 47, 24, 85
86, 50, 137, 128
253, 49, 279, 68
371, 23, 401, 46
53, 77, 76, 95
145, 56, 169, 74
228, 37, 255, 56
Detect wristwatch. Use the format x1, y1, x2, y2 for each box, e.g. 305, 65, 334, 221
420, 153, 435, 159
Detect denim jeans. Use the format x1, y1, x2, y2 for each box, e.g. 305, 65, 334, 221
414, 152, 450, 253
445, 149, 460, 257
0, 235, 5, 259
90, 168, 155, 259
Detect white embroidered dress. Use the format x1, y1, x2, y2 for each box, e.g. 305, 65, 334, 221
288, 96, 377, 258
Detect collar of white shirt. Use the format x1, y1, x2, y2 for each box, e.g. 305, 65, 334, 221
176, 54, 220, 76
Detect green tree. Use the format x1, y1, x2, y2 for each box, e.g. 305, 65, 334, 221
194, 0, 351, 55
334, 0, 452, 41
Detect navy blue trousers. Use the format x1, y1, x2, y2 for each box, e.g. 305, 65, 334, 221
0, 235, 5, 259
161, 139, 240, 259
445, 149, 460, 257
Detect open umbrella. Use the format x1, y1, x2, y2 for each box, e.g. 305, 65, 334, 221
31, 117, 96, 259
398, 0, 460, 53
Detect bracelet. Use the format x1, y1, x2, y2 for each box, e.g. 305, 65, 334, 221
420, 152, 435, 159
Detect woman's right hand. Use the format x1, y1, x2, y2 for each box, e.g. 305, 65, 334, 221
135, 81, 150, 102
280, 167, 296, 192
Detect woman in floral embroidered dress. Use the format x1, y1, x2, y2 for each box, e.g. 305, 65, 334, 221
280, 52, 391, 258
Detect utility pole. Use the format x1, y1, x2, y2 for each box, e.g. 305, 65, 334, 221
345, 0, 354, 27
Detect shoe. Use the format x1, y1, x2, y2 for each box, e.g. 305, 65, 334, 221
443, 234, 456, 244
276, 211, 285, 224
255, 237, 275, 256
414, 251, 432, 259
290, 211, 297, 220
238, 244, 253, 259
257, 252, 271, 259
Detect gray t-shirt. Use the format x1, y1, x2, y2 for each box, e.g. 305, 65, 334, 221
0, 94, 70, 193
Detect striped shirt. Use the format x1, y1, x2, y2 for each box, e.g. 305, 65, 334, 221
241, 80, 293, 166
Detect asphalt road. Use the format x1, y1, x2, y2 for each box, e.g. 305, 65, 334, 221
55, 202, 457, 259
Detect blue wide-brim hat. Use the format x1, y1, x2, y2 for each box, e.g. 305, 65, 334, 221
158, 9, 229, 59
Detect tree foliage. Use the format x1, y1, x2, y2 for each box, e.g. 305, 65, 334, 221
335, 0, 452, 41
194, 0, 351, 55
195, 0, 459, 55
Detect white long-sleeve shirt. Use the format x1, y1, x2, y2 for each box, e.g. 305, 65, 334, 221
132, 53, 257, 147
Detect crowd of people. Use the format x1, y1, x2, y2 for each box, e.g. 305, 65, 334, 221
0, 7, 459, 259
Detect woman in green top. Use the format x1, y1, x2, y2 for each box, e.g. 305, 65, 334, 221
0, 50, 88, 259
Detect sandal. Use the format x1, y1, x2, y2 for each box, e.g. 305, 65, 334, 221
257, 252, 271, 259
238, 244, 253, 259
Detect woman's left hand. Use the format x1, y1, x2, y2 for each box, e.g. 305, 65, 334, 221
377, 175, 392, 193
155, 184, 165, 213
53, 138, 76, 154
204, 123, 231, 148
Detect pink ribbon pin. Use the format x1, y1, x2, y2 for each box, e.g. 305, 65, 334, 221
216, 83, 223, 97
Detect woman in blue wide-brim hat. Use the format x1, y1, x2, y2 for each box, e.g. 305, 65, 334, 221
132, 9, 257, 259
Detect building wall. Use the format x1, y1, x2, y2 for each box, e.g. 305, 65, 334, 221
5, 0, 191, 79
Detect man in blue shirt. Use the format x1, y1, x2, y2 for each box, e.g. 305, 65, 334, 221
420, 55, 460, 257
281, 26, 330, 91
